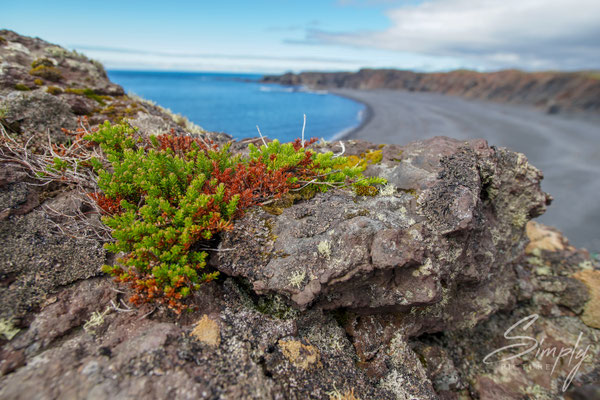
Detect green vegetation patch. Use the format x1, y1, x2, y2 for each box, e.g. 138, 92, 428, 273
14, 83, 31, 91
65, 87, 109, 105
29, 65, 62, 82
46, 86, 63, 95
84, 122, 385, 313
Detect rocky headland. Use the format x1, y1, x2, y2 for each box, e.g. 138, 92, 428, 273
262, 69, 600, 115
1, 31, 599, 400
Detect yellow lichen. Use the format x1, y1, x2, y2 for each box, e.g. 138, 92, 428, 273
278, 339, 321, 370
190, 315, 221, 346
0, 319, 20, 340
354, 185, 378, 196
525, 221, 565, 253
573, 269, 600, 329
338, 149, 382, 170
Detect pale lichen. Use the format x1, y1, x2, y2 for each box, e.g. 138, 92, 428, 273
0, 318, 20, 340
379, 183, 397, 196
318, 240, 332, 259
83, 307, 111, 334
289, 270, 306, 288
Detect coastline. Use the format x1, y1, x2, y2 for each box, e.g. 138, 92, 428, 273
329, 89, 374, 141
320, 88, 600, 252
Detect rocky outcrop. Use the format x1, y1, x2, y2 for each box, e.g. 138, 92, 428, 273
1, 31, 599, 400
262, 69, 600, 114
217, 138, 550, 328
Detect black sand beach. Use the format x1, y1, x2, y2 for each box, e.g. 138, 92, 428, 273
333, 88, 600, 251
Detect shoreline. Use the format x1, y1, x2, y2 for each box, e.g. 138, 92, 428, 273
329, 89, 374, 141
319, 88, 600, 252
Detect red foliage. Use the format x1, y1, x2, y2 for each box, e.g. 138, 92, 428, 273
292, 137, 319, 151
88, 192, 123, 215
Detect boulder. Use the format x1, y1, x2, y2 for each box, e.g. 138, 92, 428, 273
217, 138, 551, 334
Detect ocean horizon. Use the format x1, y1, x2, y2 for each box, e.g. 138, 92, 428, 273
107, 70, 365, 142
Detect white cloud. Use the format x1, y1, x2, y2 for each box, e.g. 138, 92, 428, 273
312, 0, 600, 70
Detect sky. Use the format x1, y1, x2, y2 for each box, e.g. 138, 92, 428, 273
2, 0, 599, 73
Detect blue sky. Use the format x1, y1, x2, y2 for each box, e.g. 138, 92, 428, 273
2, 0, 599, 73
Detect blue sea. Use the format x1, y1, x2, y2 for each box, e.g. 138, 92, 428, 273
107, 71, 365, 142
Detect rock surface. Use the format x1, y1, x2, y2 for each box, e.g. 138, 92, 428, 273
262, 69, 600, 114
1, 31, 599, 400
218, 137, 550, 326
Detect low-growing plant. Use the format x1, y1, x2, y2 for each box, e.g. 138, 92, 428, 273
31, 57, 55, 69
46, 86, 63, 95
65, 87, 108, 105
29, 65, 62, 82
84, 122, 384, 313
14, 83, 31, 91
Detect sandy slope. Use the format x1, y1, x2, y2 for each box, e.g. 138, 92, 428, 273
334, 88, 600, 251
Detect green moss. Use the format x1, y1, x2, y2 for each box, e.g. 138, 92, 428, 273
354, 185, 378, 196
0, 36, 6, 45
100, 101, 141, 120
46, 86, 63, 95
65, 87, 108, 105
34, 78, 43, 86
29, 65, 62, 82
261, 185, 318, 215
14, 83, 31, 91
31, 58, 54, 69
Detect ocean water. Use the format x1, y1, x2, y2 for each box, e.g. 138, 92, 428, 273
107, 71, 365, 142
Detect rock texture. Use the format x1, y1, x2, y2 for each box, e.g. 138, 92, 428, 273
217, 138, 550, 325
262, 69, 600, 114
1, 31, 599, 400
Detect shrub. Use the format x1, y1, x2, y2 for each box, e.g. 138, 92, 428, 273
14, 83, 31, 91
86, 122, 384, 313
46, 86, 63, 95
29, 65, 62, 82
31, 58, 54, 69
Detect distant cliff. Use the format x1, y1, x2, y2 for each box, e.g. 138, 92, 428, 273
262, 69, 600, 114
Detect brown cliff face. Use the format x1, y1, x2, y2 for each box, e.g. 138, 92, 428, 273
262, 69, 600, 114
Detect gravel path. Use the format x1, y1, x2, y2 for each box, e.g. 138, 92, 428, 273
334, 88, 600, 251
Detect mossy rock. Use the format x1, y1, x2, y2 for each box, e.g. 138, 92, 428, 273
46, 86, 63, 95
31, 58, 55, 69
29, 65, 62, 82
14, 83, 31, 91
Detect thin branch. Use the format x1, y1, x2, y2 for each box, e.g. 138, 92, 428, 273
301, 113, 306, 148
255, 125, 267, 147
332, 141, 346, 158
